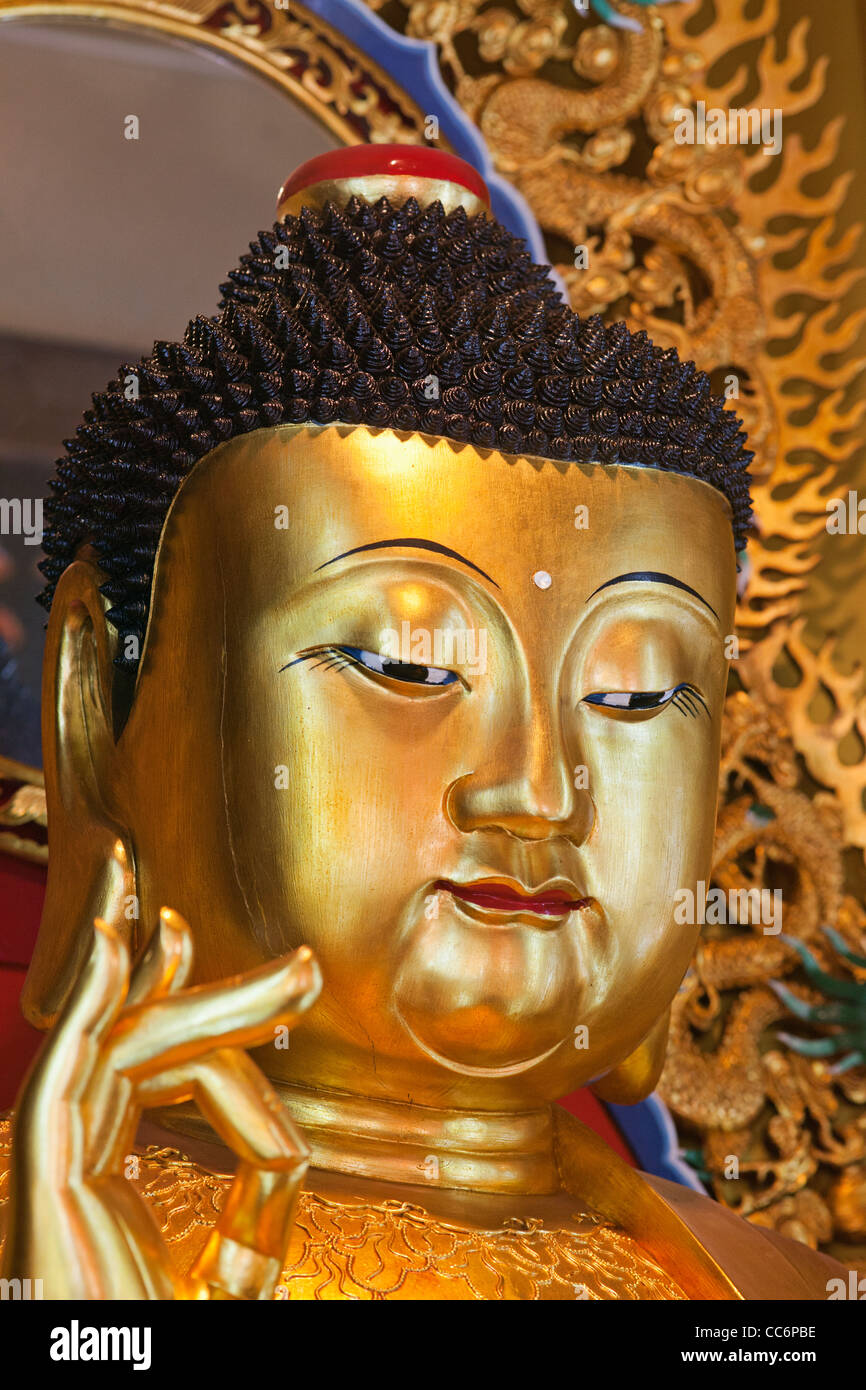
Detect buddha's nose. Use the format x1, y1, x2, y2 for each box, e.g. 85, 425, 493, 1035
443, 708, 594, 845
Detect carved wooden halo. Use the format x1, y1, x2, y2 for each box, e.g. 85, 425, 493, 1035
0, 0, 437, 149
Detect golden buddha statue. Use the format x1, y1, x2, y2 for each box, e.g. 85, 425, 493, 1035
0, 145, 842, 1300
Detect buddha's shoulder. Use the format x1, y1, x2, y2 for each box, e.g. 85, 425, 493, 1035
553, 1107, 842, 1301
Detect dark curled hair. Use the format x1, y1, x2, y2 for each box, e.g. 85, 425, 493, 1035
39, 195, 753, 668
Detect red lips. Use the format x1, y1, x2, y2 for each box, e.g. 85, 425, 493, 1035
435, 879, 589, 918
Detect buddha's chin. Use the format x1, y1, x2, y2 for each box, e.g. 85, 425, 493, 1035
395, 1009, 567, 1076
390, 904, 590, 1075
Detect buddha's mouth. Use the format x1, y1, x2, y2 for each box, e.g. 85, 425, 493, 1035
434, 877, 592, 922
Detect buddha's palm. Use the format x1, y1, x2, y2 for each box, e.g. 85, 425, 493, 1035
0, 908, 320, 1299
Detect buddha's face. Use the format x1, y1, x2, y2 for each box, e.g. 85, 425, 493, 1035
79, 426, 736, 1109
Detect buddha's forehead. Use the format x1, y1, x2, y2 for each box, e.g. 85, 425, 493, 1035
159, 423, 736, 625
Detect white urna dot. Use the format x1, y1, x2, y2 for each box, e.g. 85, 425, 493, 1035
532, 570, 552, 590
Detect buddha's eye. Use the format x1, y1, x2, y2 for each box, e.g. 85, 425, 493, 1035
282, 645, 460, 690
582, 682, 708, 718
337, 646, 458, 687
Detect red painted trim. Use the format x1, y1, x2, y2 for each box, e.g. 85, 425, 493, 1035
277, 145, 490, 210
557, 1089, 637, 1167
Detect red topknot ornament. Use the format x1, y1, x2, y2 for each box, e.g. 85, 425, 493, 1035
277, 144, 491, 221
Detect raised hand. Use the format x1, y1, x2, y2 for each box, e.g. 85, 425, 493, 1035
1, 908, 320, 1299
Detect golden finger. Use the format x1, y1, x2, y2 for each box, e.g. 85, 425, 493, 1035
167, 1054, 309, 1299
10, 920, 129, 1172
192, 1161, 307, 1300
105, 946, 321, 1082
125, 908, 194, 1007
137, 1046, 309, 1168
136, 1050, 310, 1298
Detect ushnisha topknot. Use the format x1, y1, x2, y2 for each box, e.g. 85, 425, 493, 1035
39, 155, 753, 671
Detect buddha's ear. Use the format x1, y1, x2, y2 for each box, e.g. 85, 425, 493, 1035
22, 561, 137, 1029
590, 1009, 670, 1106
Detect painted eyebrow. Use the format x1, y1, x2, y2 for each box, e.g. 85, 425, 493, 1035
314, 537, 500, 588
585, 571, 719, 620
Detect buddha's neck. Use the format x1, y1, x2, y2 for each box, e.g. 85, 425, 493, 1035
272, 1081, 560, 1196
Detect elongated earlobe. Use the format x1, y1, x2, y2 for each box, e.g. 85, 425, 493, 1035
22, 561, 137, 1028
590, 1009, 670, 1105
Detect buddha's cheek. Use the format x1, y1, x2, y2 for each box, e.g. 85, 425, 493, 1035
575, 718, 722, 1017
390, 900, 607, 1074
218, 665, 448, 959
